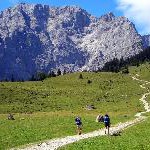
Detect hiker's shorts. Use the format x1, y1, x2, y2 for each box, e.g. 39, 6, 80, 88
105, 122, 110, 127
77, 125, 82, 129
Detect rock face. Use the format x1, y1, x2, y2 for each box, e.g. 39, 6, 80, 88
0, 3, 143, 80
142, 35, 150, 48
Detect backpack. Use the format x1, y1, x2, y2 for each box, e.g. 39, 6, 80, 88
99, 115, 104, 122
104, 115, 110, 123
75, 117, 82, 125
96, 115, 104, 122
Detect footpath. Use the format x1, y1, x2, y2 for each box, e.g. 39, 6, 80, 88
13, 74, 150, 150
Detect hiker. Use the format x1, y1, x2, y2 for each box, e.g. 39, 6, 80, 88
96, 114, 104, 122
75, 116, 82, 135
104, 114, 110, 134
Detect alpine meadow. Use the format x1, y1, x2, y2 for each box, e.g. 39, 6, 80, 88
0, 63, 150, 149
0, 2, 150, 150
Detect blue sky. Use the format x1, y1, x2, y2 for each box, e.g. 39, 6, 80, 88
0, 0, 121, 17
0, 0, 150, 35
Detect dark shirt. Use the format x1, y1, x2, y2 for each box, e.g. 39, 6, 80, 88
75, 117, 82, 125
104, 115, 110, 124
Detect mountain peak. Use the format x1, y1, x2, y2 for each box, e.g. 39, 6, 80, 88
0, 3, 144, 80
100, 12, 115, 21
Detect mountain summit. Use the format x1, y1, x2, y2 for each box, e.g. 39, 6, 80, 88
0, 3, 144, 80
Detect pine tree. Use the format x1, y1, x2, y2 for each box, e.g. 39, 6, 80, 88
57, 69, 61, 76
49, 71, 56, 77
79, 74, 83, 79
11, 75, 14, 82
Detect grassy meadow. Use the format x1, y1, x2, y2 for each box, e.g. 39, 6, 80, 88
130, 62, 150, 81
60, 113, 150, 150
60, 63, 150, 150
0, 63, 150, 149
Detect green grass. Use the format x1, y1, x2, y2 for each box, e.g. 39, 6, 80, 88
0, 111, 105, 149
129, 62, 150, 81
147, 95, 150, 104
0, 72, 144, 114
0, 64, 150, 149
129, 62, 150, 91
59, 63, 150, 150
59, 114, 150, 150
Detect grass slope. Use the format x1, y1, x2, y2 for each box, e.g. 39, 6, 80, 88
59, 114, 150, 150
59, 63, 150, 150
0, 63, 149, 149
0, 72, 144, 114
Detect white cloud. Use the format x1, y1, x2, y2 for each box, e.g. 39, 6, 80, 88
116, 0, 150, 35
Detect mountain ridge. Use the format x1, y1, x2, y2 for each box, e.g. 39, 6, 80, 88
0, 3, 146, 80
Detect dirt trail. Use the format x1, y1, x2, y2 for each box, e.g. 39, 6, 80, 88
13, 75, 150, 150
132, 75, 150, 117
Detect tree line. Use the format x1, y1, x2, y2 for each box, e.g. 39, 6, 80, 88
1, 47, 150, 82
29, 69, 66, 81
102, 46, 150, 73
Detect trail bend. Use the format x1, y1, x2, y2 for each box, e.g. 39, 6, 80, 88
12, 75, 150, 150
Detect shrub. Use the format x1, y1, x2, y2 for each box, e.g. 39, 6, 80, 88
57, 69, 61, 76
36, 72, 47, 80
87, 80, 92, 84
122, 66, 129, 74
79, 74, 83, 79
48, 71, 56, 77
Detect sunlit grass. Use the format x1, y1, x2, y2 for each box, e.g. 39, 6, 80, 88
60, 114, 150, 150
0, 63, 150, 149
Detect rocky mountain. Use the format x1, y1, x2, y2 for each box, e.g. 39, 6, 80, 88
142, 35, 150, 48
0, 3, 144, 80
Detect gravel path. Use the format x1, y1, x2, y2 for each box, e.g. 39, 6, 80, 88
13, 75, 150, 150
16, 117, 145, 150
132, 75, 150, 117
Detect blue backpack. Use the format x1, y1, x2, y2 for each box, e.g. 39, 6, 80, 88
75, 117, 82, 125
104, 115, 110, 123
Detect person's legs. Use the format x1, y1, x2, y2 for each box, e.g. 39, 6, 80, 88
76, 126, 79, 134
105, 124, 110, 135
78, 125, 82, 135
105, 125, 107, 134
107, 126, 110, 135
105, 123, 107, 134
77, 125, 82, 135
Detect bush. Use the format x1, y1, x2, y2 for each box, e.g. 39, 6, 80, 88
79, 74, 83, 79
36, 72, 47, 80
57, 69, 61, 76
48, 71, 56, 77
87, 80, 92, 84
122, 66, 129, 74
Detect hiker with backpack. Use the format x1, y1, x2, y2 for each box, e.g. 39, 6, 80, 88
104, 114, 110, 134
75, 116, 82, 135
